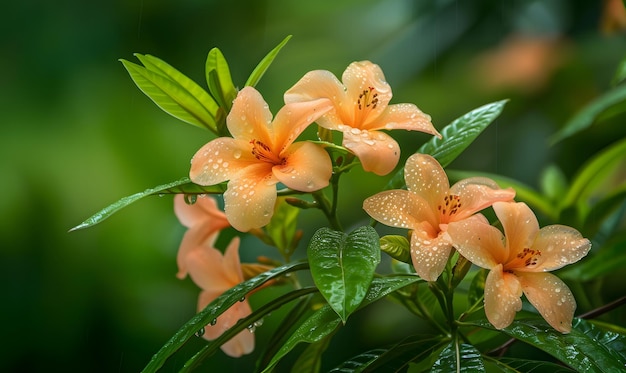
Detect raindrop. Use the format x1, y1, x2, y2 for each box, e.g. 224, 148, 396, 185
222, 162, 229, 168
195, 327, 205, 337
210, 318, 218, 326
247, 324, 256, 333
233, 150, 242, 159
184, 194, 197, 205
240, 296, 246, 302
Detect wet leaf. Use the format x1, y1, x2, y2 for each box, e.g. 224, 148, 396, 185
431, 341, 485, 372
307, 226, 381, 323
69, 178, 226, 231
379, 235, 411, 264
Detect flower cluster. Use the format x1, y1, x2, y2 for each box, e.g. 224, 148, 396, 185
174, 58, 592, 362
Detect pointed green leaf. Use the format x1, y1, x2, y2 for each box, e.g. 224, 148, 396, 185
290, 334, 333, 373
561, 137, 626, 215
142, 260, 310, 373
261, 276, 421, 373
431, 342, 485, 373
120, 56, 218, 131
550, 84, 626, 144
386, 100, 508, 190
469, 318, 626, 373
245, 35, 292, 87
307, 226, 381, 322
69, 178, 226, 231
379, 235, 411, 263
484, 357, 576, 372
205, 48, 238, 111
265, 197, 301, 260
539, 164, 569, 205
328, 335, 446, 373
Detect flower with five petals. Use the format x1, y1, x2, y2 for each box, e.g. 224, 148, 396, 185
182, 237, 254, 357
363, 153, 515, 281
190, 86, 334, 232
445, 201, 591, 332
284, 61, 441, 175
174, 194, 230, 279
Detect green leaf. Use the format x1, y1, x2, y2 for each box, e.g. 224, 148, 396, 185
561, 137, 626, 217
69, 178, 226, 231
386, 100, 508, 190
120, 55, 219, 132
550, 84, 626, 144
261, 276, 421, 373
467, 268, 487, 310
611, 56, 626, 86
469, 318, 626, 373
559, 235, 626, 282
583, 188, 626, 238
142, 260, 310, 373
265, 197, 301, 260
290, 334, 333, 373
539, 164, 569, 205
431, 342, 485, 373
447, 170, 556, 220
245, 35, 292, 87
205, 48, 238, 111
307, 226, 381, 322
328, 335, 446, 373
379, 235, 411, 264
483, 357, 576, 372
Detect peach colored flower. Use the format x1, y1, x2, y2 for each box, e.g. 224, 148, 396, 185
174, 194, 230, 279
190, 86, 334, 232
183, 237, 254, 357
284, 61, 441, 176
445, 202, 591, 332
363, 153, 515, 281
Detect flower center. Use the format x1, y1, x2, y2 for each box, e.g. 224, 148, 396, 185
509, 247, 542, 269
250, 139, 284, 165
437, 194, 462, 223
353, 86, 379, 126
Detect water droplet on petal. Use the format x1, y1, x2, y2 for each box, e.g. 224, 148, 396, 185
233, 150, 242, 159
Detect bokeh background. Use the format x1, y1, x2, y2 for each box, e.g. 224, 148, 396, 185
2, 0, 625, 371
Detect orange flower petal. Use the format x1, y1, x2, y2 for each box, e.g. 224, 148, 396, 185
484, 264, 523, 329
367, 103, 439, 137
175, 225, 218, 279
449, 177, 516, 221
223, 163, 278, 232
363, 190, 434, 229
342, 129, 400, 175
404, 153, 449, 207
342, 61, 392, 126
174, 194, 229, 230
271, 98, 333, 149
273, 141, 332, 192
528, 225, 591, 272
445, 214, 505, 269
493, 202, 540, 263
190, 138, 257, 186
284, 70, 346, 130
185, 245, 237, 291
197, 290, 254, 357
518, 272, 576, 333
410, 232, 453, 282
227, 86, 273, 144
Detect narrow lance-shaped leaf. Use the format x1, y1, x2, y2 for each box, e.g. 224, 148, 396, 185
550, 84, 626, 145
611, 56, 626, 86
307, 226, 381, 323
261, 276, 421, 373
431, 342, 485, 373
468, 318, 626, 373
245, 35, 292, 87
386, 100, 508, 190
142, 260, 310, 373
120, 55, 219, 132
205, 48, 238, 111
69, 178, 226, 231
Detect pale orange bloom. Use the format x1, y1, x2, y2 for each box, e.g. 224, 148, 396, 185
285, 61, 441, 176
445, 202, 591, 332
363, 153, 515, 281
190, 86, 334, 232
174, 194, 230, 279
183, 237, 254, 357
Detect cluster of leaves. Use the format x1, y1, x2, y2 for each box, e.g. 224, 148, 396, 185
73, 37, 626, 372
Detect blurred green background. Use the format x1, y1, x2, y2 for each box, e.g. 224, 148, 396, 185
2, 0, 625, 371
